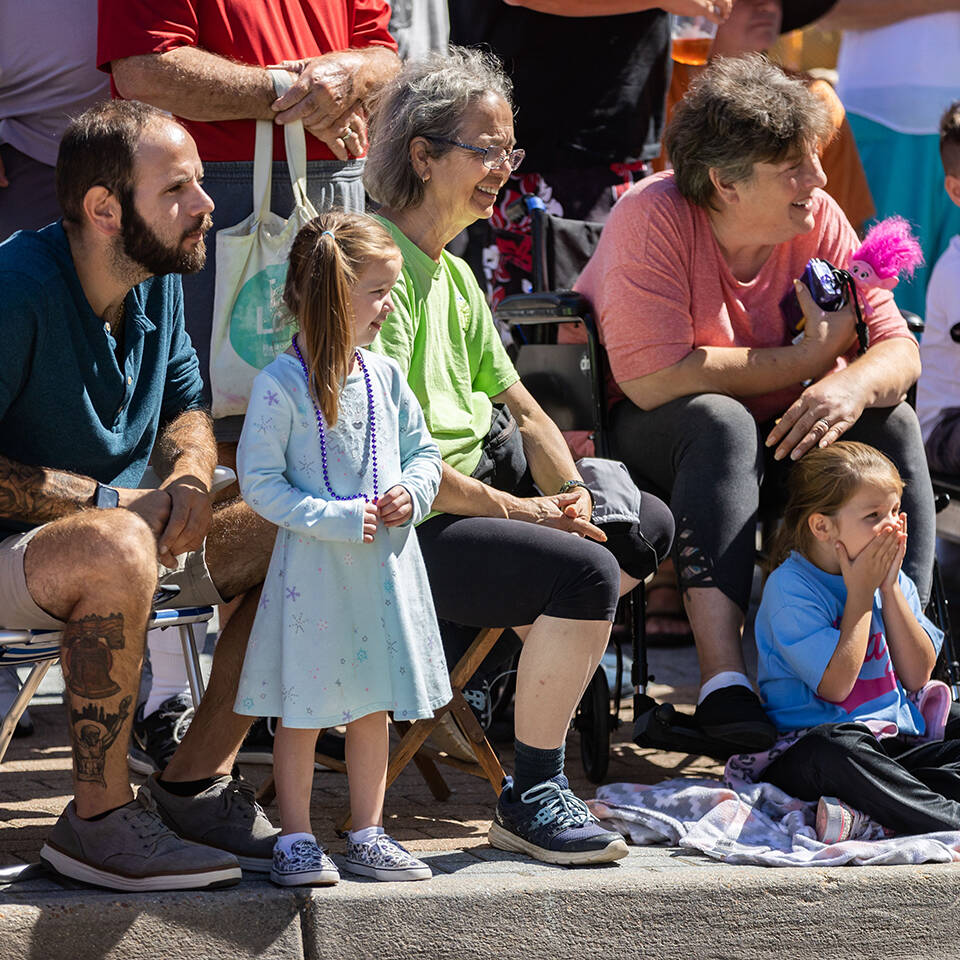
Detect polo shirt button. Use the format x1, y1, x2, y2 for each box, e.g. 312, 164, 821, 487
127, 375, 133, 385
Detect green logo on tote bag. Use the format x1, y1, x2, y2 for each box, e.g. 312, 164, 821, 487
230, 264, 291, 367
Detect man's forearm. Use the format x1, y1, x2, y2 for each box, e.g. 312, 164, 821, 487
153, 409, 217, 488
325, 47, 400, 105
430, 462, 513, 518
0, 455, 95, 526
111, 47, 277, 122
819, 0, 960, 31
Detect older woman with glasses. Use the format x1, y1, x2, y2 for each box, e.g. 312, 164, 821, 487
364, 48, 674, 865
575, 55, 935, 754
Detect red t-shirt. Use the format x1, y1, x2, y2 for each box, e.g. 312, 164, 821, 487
573, 172, 910, 424
97, 0, 396, 162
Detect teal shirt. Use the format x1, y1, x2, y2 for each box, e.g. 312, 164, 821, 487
0, 222, 205, 537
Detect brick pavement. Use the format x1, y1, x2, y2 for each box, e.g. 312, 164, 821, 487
0, 651, 722, 866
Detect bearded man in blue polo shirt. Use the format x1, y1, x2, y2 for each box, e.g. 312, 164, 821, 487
0, 100, 280, 891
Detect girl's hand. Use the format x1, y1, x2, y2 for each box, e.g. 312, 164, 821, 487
881, 512, 908, 593
378, 485, 413, 527
362, 501, 378, 543
836, 525, 900, 602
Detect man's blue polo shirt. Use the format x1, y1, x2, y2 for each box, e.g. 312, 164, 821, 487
0, 222, 205, 538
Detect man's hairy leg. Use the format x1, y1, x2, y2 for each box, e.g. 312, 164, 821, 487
24, 511, 157, 817
161, 498, 275, 781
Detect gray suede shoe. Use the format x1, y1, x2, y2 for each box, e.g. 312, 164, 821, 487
40, 797, 241, 891
140, 773, 279, 872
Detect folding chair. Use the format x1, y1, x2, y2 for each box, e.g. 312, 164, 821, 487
0, 605, 214, 765
256, 627, 508, 830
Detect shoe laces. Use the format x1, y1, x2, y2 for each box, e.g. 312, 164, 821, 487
358, 834, 416, 865
131, 792, 176, 841
220, 777, 265, 821
520, 780, 592, 830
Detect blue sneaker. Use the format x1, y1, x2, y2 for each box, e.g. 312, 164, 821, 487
488, 775, 628, 865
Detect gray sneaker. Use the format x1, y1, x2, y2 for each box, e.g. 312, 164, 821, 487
140, 773, 279, 872
344, 833, 432, 881
39, 796, 241, 891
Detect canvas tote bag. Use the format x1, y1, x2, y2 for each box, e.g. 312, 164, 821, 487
209, 70, 319, 417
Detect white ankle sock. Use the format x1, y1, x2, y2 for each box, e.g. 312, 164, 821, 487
697, 671, 752, 704
348, 825, 384, 844
142, 626, 195, 716
275, 832, 315, 854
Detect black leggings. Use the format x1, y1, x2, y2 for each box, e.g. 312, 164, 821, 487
764, 719, 960, 835
611, 394, 936, 610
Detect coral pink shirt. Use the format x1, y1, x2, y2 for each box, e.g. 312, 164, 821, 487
573, 172, 909, 423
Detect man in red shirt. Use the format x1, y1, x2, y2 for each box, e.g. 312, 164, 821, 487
97, 0, 398, 773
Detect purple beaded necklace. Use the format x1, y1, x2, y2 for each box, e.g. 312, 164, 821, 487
292, 335, 379, 503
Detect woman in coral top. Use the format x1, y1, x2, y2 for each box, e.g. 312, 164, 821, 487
575, 56, 933, 755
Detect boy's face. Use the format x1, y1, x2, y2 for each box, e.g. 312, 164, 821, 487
945, 173, 960, 209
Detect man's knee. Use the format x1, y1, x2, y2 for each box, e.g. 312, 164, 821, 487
28, 510, 158, 605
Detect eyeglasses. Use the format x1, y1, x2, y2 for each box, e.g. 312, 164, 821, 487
427, 137, 525, 172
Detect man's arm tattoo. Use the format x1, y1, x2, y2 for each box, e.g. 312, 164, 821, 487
0, 454, 95, 525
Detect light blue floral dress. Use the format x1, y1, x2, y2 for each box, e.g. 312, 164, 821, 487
234, 349, 450, 728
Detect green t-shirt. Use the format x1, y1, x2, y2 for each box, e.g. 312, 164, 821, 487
370, 215, 519, 478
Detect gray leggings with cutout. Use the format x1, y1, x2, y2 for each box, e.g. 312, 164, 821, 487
610, 394, 935, 611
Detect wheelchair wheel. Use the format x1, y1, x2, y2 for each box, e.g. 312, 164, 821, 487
576, 666, 610, 784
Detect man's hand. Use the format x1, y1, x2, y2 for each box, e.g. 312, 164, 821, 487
117, 488, 173, 539
156, 474, 213, 568
507, 492, 607, 541
661, 0, 732, 20
362, 500, 379, 543
272, 55, 367, 157
378, 485, 413, 527
766, 370, 867, 461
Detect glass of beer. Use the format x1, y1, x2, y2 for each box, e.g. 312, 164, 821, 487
671, 15, 718, 66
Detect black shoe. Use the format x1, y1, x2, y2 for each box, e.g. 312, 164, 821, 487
693, 685, 776, 752
127, 693, 195, 775
236, 719, 346, 766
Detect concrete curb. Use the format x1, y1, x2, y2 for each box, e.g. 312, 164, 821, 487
3, 847, 960, 960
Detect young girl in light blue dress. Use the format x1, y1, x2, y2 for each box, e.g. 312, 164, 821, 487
235, 212, 449, 886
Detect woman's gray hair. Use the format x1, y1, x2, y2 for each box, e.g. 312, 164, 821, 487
364, 46, 514, 210
665, 54, 834, 209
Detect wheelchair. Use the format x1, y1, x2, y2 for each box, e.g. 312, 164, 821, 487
494, 198, 960, 779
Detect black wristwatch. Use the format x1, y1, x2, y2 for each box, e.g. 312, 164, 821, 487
93, 482, 120, 509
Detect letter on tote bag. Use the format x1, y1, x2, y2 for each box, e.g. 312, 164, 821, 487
209, 70, 319, 418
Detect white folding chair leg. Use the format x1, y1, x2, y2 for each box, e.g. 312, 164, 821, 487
0, 661, 54, 764
179, 622, 206, 709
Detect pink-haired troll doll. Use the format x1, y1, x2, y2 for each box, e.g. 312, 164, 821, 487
848, 216, 924, 315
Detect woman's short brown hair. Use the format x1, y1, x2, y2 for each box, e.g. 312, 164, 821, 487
665, 54, 834, 209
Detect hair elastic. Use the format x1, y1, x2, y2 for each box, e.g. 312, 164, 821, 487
320, 230, 335, 240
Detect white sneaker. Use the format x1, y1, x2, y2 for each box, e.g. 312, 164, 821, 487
815, 796, 872, 843
270, 838, 339, 886
344, 834, 432, 881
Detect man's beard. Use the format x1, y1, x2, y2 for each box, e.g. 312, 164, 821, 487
117, 194, 212, 277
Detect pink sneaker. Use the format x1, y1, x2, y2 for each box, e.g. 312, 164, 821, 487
815, 796, 871, 843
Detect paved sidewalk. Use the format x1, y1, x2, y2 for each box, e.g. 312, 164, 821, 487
3, 644, 958, 959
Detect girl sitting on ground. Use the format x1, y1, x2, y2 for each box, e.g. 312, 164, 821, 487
755, 441, 954, 843
235, 212, 449, 886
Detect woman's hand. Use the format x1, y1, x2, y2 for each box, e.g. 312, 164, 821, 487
792, 280, 858, 375
765, 369, 867, 461
836, 525, 900, 602
362, 501, 379, 543
378, 485, 413, 527
881, 513, 908, 594
507, 491, 607, 542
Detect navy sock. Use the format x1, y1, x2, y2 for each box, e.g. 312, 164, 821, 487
512, 740, 565, 798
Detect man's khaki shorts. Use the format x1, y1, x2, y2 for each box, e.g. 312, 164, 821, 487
0, 524, 224, 630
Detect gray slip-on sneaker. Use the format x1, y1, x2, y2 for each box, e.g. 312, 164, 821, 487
141, 773, 279, 872
39, 796, 241, 891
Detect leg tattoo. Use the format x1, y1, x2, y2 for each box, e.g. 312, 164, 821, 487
70, 697, 132, 786
61, 613, 125, 699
